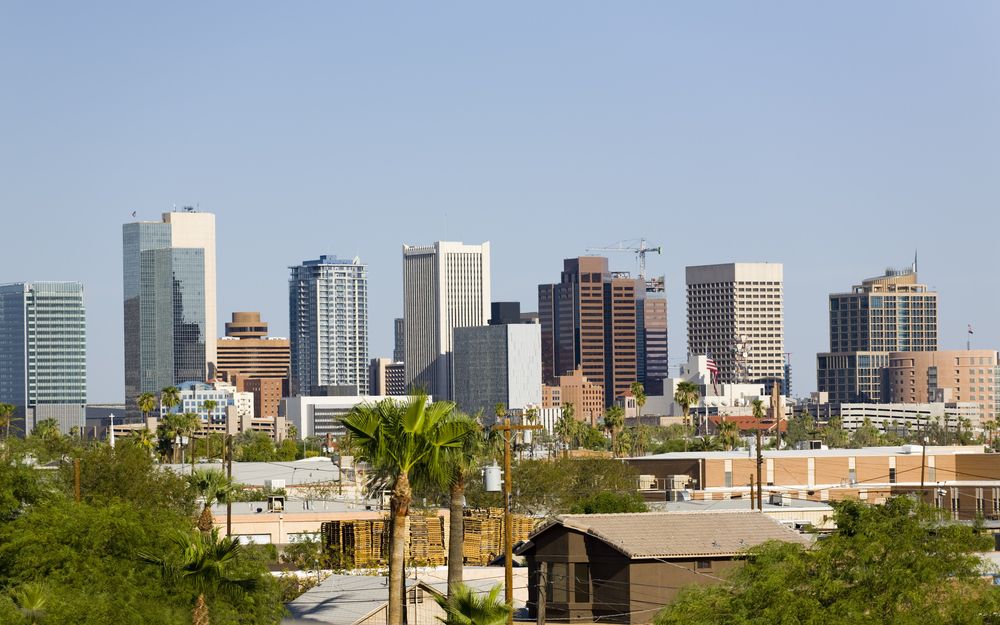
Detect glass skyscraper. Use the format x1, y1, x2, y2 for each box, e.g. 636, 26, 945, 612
289, 256, 369, 396
123, 211, 216, 411
0, 282, 86, 434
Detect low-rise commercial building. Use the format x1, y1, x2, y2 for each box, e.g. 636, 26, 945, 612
282, 395, 430, 438
542, 368, 605, 426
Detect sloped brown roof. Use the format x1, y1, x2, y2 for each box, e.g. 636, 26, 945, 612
531, 512, 812, 559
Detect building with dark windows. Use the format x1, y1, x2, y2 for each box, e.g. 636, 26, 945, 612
817, 262, 937, 406
452, 323, 541, 418
289, 256, 369, 397
393, 317, 405, 363
0, 282, 86, 434
538, 257, 641, 407
123, 210, 216, 415
369, 357, 406, 396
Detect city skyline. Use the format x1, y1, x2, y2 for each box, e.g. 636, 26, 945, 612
3, 3, 999, 402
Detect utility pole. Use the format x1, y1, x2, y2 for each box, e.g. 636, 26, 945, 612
226, 434, 233, 537
755, 425, 764, 512
749, 474, 755, 511
920, 432, 928, 501
74, 458, 81, 503
494, 417, 543, 625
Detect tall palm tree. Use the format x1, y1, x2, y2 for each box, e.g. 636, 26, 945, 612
12, 582, 48, 625
603, 406, 625, 458
414, 412, 481, 596
140, 529, 259, 625
188, 468, 233, 535
555, 402, 576, 456
674, 380, 700, 440
137, 392, 156, 424
342, 395, 475, 625
630, 381, 646, 420
0, 402, 15, 440
434, 582, 511, 625
179, 412, 201, 466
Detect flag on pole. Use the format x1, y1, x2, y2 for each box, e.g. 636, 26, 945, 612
706, 357, 719, 381
969, 325, 974, 335
131, 211, 136, 218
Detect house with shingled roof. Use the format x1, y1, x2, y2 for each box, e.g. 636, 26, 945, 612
515, 511, 813, 624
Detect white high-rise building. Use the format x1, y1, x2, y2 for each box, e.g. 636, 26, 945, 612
402, 241, 491, 400
686, 263, 784, 391
289, 256, 369, 396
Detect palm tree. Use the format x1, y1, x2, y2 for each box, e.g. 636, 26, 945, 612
434, 582, 511, 625
717, 418, 741, 451
342, 395, 475, 625
188, 468, 233, 535
130, 428, 156, 455
140, 529, 259, 625
179, 412, 201, 465
161, 385, 182, 415
630, 381, 646, 420
31, 419, 61, 441
0, 402, 15, 440
674, 381, 700, 451
416, 413, 482, 596
12, 582, 48, 625
603, 406, 625, 458
554, 403, 576, 456
137, 392, 156, 424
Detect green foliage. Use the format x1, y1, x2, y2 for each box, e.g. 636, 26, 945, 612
465, 457, 641, 516
569, 491, 648, 514
655, 497, 999, 625
235, 432, 279, 462
434, 583, 511, 625
0, 442, 281, 625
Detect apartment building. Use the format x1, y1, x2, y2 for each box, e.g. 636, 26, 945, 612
885, 350, 1000, 426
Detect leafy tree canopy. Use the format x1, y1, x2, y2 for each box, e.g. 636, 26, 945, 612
655, 496, 999, 625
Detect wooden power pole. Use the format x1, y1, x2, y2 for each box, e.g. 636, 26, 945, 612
226, 434, 233, 537
494, 417, 543, 625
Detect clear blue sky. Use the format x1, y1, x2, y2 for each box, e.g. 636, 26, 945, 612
2, 3, 998, 403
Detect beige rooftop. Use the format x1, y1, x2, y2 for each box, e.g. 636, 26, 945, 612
534, 512, 813, 559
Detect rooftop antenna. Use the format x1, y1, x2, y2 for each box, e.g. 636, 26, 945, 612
913, 250, 918, 274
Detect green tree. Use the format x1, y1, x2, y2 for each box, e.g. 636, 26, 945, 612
342, 395, 474, 625
784, 411, 817, 448
140, 529, 263, 625
129, 428, 156, 456
11, 582, 48, 625
603, 406, 625, 457
820, 416, 850, 448
31, 419, 61, 441
434, 583, 511, 625
188, 469, 233, 535
137, 392, 157, 422
716, 419, 741, 451
234, 432, 277, 462
630, 381, 646, 420
554, 403, 577, 454
849, 418, 883, 448
655, 497, 997, 625
570, 491, 648, 514
0, 402, 15, 439
674, 381, 700, 444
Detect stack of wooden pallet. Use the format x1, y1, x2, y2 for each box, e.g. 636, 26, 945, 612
407, 514, 446, 566
461, 508, 536, 565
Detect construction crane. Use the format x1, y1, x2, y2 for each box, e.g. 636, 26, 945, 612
586, 238, 663, 280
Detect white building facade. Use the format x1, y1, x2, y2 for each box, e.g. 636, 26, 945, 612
289, 256, 369, 397
160, 380, 254, 423
840, 402, 982, 434
403, 241, 491, 401
281, 394, 432, 438
686, 263, 784, 391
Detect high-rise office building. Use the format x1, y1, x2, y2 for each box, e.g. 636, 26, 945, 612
402, 241, 491, 401
0, 282, 86, 434
817, 264, 937, 405
289, 255, 369, 396
453, 323, 542, 418
538, 257, 641, 406
686, 263, 784, 390
393, 317, 405, 363
638, 277, 668, 394
123, 210, 216, 411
